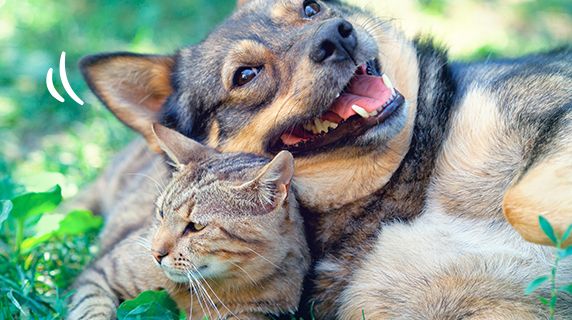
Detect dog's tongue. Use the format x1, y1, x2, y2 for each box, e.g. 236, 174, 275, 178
329, 74, 393, 120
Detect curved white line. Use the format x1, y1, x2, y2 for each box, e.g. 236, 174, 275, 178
59, 51, 84, 106
46, 68, 64, 103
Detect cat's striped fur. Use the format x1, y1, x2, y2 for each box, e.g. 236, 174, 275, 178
67, 126, 309, 320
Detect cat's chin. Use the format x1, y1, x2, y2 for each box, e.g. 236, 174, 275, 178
163, 270, 190, 283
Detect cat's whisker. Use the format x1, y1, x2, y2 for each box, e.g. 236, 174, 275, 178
187, 268, 217, 320
131, 236, 152, 252
244, 247, 282, 270
187, 272, 209, 320
229, 261, 258, 286
125, 172, 166, 195
190, 264, 241, 320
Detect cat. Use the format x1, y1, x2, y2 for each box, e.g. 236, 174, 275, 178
67, 124, 309, 320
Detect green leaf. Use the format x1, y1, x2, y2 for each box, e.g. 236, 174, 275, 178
539, 216, 558, 245
560, 284, 572, 294
525, 276, 549, 295
0, 200, 12, 226
20, 210, 102, 252
10, 185, 62, 223
55, 210, 102, 236
20, 233, 54, 252
562, 224, 572, 244
559, 247, 572, 259
117, 290, 180, 320
539, 297, 550, 305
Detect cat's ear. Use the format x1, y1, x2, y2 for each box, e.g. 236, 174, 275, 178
252, 151, 295, 207
152, 124, 215, 166
80, 53, 175, 152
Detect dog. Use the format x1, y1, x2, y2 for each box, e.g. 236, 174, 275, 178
74, 0, 572, 318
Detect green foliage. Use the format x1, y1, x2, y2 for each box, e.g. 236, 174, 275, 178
539, 216, 558, 245
0, 185, 102, 319
525, 216, 572, 320
117, 290, 181, 320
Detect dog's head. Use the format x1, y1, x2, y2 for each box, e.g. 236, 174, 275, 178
81, 0, 420, 210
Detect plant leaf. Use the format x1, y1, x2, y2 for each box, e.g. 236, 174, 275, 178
560, 284, 572, 294
117, 290, 180, 320
20, 210, 102, 252
539, 216, 558, 245
562, 224, 572, 245
559, 247, 572, 259
0, 200, 12, 226
525, 276, 549, 295
55, 210, 103, 237
10, 185, 62, 223
539, 296, 549, 305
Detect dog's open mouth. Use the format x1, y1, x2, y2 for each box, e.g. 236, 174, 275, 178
270, 60, 405, 155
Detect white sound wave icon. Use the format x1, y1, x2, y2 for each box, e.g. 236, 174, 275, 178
46, 51, 84, 106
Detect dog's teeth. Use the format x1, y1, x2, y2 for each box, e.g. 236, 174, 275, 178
369, 110, 379, 117
323, 120, 337, 132
314, 118, 326, 134
352, 105, 370, 118
335, 93, 341, 98
382, 74, 395, 94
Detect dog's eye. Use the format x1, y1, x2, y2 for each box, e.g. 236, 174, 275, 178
233, 66, 262, 87
184, 222, 206, 234
303, 0, 321, 18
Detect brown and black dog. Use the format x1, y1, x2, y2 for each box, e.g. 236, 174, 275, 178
70, 0, 572, 318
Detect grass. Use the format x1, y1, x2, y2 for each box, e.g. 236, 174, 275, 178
1, 0, 571, 318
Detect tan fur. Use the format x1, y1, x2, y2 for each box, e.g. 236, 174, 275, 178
504, 145, 572, 247
339, 209, 562, 319
431, 89, 521, 220
83, 55, 174, 152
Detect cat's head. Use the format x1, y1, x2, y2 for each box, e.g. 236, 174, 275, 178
150, 124, 305, 286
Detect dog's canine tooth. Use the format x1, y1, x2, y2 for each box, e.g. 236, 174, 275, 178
352, 105, 370, 118
382, 74, 395, 94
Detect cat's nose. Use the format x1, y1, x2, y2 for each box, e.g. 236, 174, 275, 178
152, 249, 169, 264
310, 18, 357, 63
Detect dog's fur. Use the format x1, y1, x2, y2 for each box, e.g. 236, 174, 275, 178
70, 0, 572, 318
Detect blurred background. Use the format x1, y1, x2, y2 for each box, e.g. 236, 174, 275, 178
1, 0, 571, 200
0, 0, 571, 318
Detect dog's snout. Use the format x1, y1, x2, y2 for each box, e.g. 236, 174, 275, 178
310, 19, 357, 63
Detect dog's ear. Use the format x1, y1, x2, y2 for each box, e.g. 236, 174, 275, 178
80, 53, 175, 152
152, 124, 216, 167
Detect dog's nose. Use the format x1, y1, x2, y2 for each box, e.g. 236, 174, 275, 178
152, 249, 169, 264
310, 19, 357, 63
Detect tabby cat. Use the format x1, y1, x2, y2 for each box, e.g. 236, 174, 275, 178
67, 124, 309, 320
